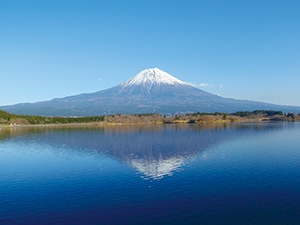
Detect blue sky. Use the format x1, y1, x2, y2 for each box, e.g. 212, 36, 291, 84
1, 0, 300, 106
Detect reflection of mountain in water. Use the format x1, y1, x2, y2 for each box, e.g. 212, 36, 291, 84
0, 123, 286, 179
130, 156, 186, 179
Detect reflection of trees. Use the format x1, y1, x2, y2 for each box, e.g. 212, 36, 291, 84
0, 128, 11, 141
0, 123, 287, 179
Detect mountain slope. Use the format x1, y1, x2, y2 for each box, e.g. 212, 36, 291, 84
1, 68, 300, 116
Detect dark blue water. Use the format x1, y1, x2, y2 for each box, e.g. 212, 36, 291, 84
0, 123, 300, 224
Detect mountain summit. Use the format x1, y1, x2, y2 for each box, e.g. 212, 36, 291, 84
107, 68, 206, 98
121, 68, 190, 87
1, 68, 300, 116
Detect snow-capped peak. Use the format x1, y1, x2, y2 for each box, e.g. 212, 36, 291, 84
121, 68, 190, 87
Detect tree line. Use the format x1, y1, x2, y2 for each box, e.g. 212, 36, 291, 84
0, 110, 104, 125
0, 109, 299, 125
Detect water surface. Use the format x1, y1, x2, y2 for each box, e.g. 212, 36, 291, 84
0, 123, 300, 224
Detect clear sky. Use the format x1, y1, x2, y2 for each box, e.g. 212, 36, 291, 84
1, 0, 299, 106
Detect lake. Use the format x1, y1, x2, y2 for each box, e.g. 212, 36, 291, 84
0, 122, 300, 224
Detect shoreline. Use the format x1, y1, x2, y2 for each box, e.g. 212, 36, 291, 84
1, 110, 299, 128
1, 118, 299, 129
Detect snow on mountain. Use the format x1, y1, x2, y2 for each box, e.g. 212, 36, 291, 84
109, 67, 203, 98
121, 68, 191, 87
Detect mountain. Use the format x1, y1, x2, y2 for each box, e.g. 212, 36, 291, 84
1, 68, 300, 116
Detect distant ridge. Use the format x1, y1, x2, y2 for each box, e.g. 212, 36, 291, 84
1, 68, 300, 116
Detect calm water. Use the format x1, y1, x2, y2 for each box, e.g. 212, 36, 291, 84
0, 122, 300, 225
